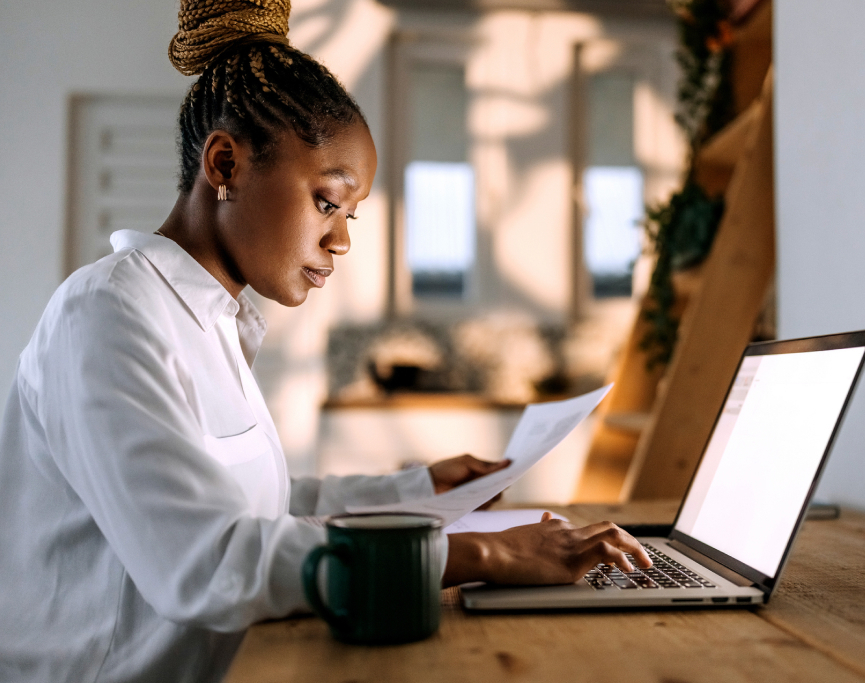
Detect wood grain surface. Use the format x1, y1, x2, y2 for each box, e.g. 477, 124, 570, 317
223, 504, 865, 683
759, 509, 865, 677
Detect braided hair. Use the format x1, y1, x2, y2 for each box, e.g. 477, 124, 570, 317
169, 0, 366, 193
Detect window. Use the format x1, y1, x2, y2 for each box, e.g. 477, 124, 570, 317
405, 160, 475, 297
583, 72, 643, 298
403, 62, 475, 300
388, 35, 477, 314
583, 166, 644, 297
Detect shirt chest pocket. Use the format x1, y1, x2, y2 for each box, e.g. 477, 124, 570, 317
202, 423, 272, 466
203, 424, 282, 519
196, 387, 258, 441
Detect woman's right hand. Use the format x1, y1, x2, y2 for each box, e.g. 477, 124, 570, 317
443, 513, 652, 587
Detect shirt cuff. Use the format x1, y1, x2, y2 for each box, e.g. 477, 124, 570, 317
393, 466, 436, 502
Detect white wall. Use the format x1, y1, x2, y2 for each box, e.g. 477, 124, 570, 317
0, 0, 396, 477
0, 0, 679, 493
776, 1, 865, 510
0, 0, 187, 400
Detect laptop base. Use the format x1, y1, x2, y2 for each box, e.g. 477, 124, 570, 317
461, 538, 765, 612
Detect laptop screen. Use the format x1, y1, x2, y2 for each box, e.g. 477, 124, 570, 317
673, 343, 864, 579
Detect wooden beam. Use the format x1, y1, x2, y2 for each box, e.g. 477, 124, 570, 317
694, 98, 761, 196
731, 0, 773, 114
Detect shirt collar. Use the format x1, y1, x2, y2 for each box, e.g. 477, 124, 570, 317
234, 294, 268, 367
109, 231, 266, 343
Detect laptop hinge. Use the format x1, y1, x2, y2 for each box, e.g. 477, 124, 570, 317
668, 540, 756, 588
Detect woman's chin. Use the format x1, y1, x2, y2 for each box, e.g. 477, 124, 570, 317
250, 281, 310, 308
278, 288, 311, 308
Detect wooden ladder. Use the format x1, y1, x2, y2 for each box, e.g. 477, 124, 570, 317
575, 0, 775, 503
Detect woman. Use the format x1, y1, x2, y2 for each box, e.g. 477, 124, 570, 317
0, 1, 649, 681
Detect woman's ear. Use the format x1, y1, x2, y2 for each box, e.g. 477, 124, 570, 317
201, 130, 241, 192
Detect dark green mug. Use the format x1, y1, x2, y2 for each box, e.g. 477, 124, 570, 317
302, 513, 443, 645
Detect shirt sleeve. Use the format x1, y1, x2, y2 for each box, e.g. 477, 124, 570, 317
288, 467, 435, 517
37, 287, 326, 633
288, 469, 447, 578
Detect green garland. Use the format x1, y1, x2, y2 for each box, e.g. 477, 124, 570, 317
671, 0, 736, 151
642, 182, 725, 367
641, 0, 735, 368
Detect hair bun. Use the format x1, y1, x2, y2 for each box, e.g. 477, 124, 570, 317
169, 0, 291, 76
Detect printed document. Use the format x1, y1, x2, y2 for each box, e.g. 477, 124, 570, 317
346, 385, 611, 527
443, 509, 568, 534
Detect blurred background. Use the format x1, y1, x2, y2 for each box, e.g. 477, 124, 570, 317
2, 0, 865, 510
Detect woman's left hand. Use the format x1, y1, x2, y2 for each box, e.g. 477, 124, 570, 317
428, 454, 511, 508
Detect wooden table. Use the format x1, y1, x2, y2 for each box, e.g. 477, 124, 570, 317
223, 502, 865, 683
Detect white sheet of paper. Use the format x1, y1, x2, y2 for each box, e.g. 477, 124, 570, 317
443, 509, 568, 534
346, 385, 611, 527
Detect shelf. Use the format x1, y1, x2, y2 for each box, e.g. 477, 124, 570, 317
604, 412, 652, 435
323, 392, 571, 411
698, 101, 761, 171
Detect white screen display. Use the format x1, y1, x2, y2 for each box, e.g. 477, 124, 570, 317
675, 346, 863, 577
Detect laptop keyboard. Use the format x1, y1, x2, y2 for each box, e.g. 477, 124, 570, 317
585, 543, 715, 590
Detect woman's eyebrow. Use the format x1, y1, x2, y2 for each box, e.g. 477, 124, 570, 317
321, 168, 357, 190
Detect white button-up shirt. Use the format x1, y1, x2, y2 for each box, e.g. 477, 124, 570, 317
0, 230, 435, 682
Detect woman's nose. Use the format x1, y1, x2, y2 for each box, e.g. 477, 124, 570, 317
323, 218, 351, 256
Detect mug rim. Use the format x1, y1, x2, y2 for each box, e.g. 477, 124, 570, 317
326, 512, 443, 530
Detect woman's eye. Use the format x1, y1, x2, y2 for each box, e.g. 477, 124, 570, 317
317, 197, 340, 214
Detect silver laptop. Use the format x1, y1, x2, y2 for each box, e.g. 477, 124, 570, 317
462, 331, 865, 611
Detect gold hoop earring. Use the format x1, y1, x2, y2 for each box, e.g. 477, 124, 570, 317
217, 184, 228, 201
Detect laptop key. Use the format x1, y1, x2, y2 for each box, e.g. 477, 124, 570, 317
635, 578, 658, 588
664, 571, 689, 582
596, 548, 717, 590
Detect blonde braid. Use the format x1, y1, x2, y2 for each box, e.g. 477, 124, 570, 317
169, 0, 291, 76
170, 0, 366, 194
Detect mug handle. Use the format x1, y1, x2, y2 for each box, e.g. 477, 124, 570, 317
302, 543, 351, 631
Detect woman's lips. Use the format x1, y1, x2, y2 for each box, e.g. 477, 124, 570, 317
302, 266, 331, 288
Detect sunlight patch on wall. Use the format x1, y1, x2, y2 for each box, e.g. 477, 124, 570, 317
468, 97, 550, 140
494, 159, 572, 313
306, 0, 395, 89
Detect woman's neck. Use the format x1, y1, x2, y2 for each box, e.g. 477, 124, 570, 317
156, 187, 246, 300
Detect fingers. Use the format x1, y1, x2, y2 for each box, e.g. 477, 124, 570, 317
465, 456, 511, 476
430, 455, 511, 494
584, 523, 652, 569
479, 519, 645, 586
605, 525, 652, 568
629, 542, 653, 569
539, 511, 569, 524
594, 540, 635, 573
